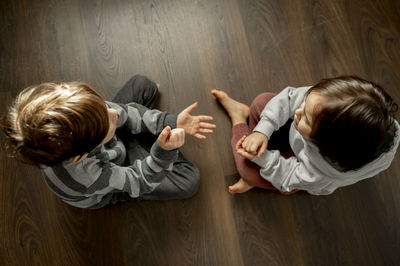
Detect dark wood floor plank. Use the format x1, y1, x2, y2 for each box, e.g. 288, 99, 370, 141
1, 0, 400, 265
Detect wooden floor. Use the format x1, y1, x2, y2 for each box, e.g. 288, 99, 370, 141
1, 0, 400, 265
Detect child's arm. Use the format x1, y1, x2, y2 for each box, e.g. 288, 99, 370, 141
84, 126, 185, 199
250, 149, 315, 193
106, 101, 215, 139
106, 101, 177, 135
242, 86, 311, 156
41, 127, 184, 208
254, 86, 310, 136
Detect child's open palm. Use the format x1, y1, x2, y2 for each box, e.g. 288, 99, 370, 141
177, 102, 216, 139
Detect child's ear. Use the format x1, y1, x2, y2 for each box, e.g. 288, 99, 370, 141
72, 153, 89, 163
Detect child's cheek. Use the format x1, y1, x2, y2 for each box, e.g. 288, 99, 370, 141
295, 121, 308, 138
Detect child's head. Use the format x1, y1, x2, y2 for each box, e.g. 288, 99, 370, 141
295, 76, 398, 171
2, 82, 112, 166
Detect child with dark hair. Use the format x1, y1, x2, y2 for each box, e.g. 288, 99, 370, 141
3, 75, 216, 208
212, 76, 399, 194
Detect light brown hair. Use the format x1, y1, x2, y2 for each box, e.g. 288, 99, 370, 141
2, 82, 109, 166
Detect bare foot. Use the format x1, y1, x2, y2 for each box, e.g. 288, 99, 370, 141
211, 90, 250, 125
228, 178, 254, 194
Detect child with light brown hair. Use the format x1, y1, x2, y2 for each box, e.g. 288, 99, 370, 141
3, 75, 216, 208
212, 76, 399, 194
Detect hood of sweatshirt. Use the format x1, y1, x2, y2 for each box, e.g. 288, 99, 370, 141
291, 120, 400, 181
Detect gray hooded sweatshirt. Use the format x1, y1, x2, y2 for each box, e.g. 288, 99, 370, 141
252, 86, 400, 195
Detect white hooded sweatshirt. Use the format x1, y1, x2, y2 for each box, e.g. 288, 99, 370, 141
252, 86, 400, 195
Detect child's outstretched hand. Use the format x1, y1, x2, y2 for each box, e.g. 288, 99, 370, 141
177, 102, 216, 139
236, 136, 256, 160
158, 126, 185, 150
242, 132, 268, 157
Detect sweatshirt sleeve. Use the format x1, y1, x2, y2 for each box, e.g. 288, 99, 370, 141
82, 141, 179, 198
251, 150, 317, 192
253, 86, 311, 138
106, 101, 177, 135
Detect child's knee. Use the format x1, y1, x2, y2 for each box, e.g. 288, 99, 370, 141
131, 75, 158, 89
130, 75, 159, 107
176, 163, 200, 198
185, 166, 200, 198
250, 92, 276, 114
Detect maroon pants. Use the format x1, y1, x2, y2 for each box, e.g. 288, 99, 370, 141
231, 93, 295, 192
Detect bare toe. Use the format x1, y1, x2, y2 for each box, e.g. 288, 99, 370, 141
212, 90, 250, 125
211, 89, 228, 101
228, 178, 253, 194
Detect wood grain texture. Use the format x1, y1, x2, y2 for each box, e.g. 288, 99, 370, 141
1, 0, 400, 265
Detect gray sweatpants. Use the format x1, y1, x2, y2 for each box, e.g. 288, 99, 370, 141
112, 75, 200, 201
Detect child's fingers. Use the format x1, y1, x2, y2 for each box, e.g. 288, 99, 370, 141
242, 137, 262, 154
246, 142, 260, 154
159, 126, 172, 143
242, 136, 249, 146
237, 149, 253, 160
176, 132, 185, 146
199, 122, 216, 128
198, 128, 214, 134
198, 116, 214, 122
171, 128, 185, 139
158, 126, 173, 150
235, 140, 241, 150
237, 149, 245, 157
194, 133, 206, 139
242, 137, 253, 151
257, 142, 268, 157
169, 128, 185, 148
235, 136, 246, 150
181, 102, 198, 114
178, 129, 185, 144
235, 136, 243, 150
249, 143, 258, 153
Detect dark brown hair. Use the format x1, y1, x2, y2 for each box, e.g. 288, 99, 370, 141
308, 76, 398, 171
2, 82, 109, 166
